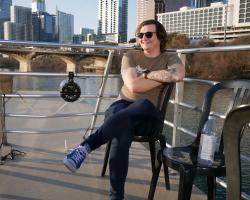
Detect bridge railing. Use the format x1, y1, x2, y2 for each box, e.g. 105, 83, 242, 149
0, 40, 250, 199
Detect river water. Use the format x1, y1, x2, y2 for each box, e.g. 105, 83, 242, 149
7, 75, 250, 199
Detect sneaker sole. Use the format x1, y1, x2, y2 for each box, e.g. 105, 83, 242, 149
63, 157, 77, 173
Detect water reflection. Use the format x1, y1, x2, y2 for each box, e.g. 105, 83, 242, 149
13, 75, 122, 95
13, 75, 122, 109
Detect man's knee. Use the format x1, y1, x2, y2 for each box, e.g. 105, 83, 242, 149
128, 99, 160, 118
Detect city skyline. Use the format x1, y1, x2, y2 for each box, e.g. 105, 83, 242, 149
12, 0, 137, 40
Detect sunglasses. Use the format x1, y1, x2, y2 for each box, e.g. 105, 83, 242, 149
136, 32, 156, 39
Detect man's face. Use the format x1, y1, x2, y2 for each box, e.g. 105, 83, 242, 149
137, 24, 160, 52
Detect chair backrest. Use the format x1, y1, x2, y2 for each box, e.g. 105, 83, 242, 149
223, 104, 250, 200
157, 83, 175, 119
194, 79, 250, 147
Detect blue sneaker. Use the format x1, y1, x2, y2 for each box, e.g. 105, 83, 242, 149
63, 145, 89, 173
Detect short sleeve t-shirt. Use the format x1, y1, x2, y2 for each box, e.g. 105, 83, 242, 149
119, 50, 182, 107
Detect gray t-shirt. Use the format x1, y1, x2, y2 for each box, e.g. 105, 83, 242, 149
119, 50, 182, 107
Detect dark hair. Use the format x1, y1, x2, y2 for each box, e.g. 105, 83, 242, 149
136, 19, 167, 52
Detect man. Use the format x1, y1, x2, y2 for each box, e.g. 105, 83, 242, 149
63, 19, 185, 200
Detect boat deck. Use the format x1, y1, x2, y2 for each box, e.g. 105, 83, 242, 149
0, 144, 206, 200
0, 97, 206, 200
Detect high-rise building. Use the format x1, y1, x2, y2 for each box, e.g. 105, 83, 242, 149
32, 0, 46, 13
5, 5, 33, 41
31, 0, 57, 42
158, 1, 250, 41
191, 0, 226, 8
4, 21, 25, 40
56, 9, 74, 43
137, 0, 190, 26
80, 28, 95, 42
0, 0, 12, 39
98, 0, 128, 43
81, 28, 95, 35
191, 0, 206, 7
32, 12, 57, 42
158, 2, 230, 39
0, 0, 12, 20
136, 0, 155, 27
207, 0, 250, 41
234, 0, 250, 25
164, 0, 191, 12
155, 0, 166, 15
72, 34, 83, 44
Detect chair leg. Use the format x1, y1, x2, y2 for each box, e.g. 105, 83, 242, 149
158, 135, 170, 190
101, 140, 112, 177
178, 166, 195, 200
207, 176, 216, 200
163, 160, 170, 190
148, 156, 162, 200
149, 141, 156, 173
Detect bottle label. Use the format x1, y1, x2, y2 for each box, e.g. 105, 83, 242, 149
200, 134, 216, 162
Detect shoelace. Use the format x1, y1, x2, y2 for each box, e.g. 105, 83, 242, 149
71, 148, 86, 164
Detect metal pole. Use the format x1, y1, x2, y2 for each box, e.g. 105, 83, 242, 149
0, 94, 12, 163
88, 50, 115, 135
0, 94, 7, 144
224, 0, 228, 42
0, 92, 3, 147
172, 53, 185, 147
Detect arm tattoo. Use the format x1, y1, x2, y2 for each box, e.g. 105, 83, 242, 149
147, 66, 178, 82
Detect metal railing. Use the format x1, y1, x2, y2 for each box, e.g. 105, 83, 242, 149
1, 40, 250, 199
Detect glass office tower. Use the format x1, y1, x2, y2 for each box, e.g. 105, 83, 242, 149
56, 9, 74, 43
32, 0, 46, 13
6, 5, 33, 41
0, 0, 12, 20
32, 12, 57, 42
0, 0, 12, 39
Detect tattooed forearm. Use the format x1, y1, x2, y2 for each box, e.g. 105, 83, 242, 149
147, 67, 179, 82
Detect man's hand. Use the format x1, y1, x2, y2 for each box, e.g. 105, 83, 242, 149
121, 67, 162, 93
135, 65, 150, 77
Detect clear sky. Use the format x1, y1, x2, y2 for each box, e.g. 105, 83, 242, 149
12, 0, 137, 40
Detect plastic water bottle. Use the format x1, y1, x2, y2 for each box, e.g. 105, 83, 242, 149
198, 116, 219, 166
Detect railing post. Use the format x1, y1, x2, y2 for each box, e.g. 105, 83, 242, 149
1, 95, 7, 144
172, 53, 186, 147
88, 50, 115, 135
0, 93, 11, 162
0, 92, 4, 147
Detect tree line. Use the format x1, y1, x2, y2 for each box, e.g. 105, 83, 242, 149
166, 33, 250, 80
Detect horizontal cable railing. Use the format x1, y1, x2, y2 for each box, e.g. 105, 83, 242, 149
0, 71, 121, 78
4, 93, 117, 99
1, 39, 250, 52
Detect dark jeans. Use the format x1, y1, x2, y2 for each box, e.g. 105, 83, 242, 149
82, 98, 162, 200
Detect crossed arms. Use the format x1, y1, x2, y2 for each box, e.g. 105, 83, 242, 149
122, 63, 185, 93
